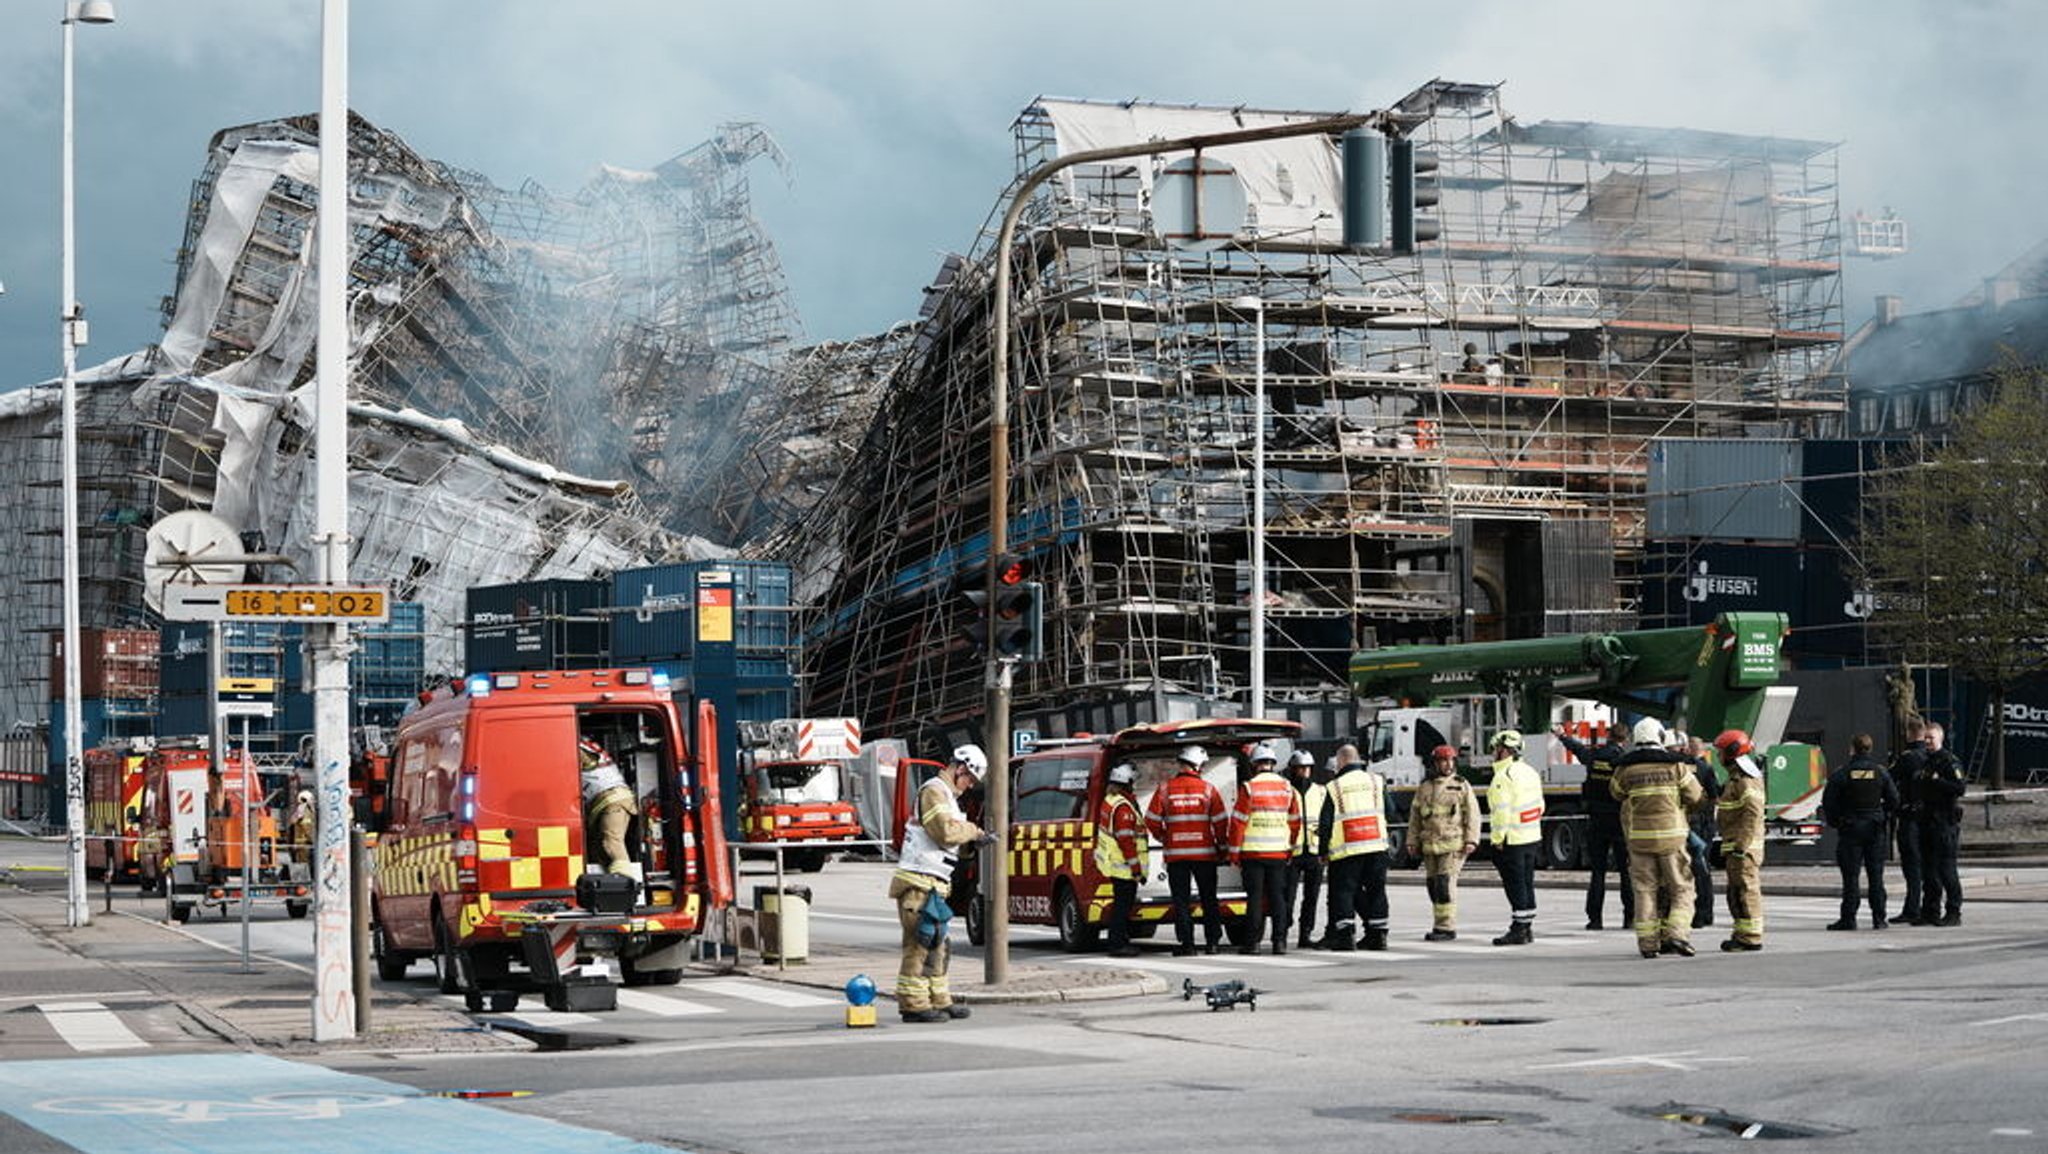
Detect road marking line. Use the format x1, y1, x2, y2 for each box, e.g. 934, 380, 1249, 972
614, 989, 721, 1017
37, 1002, 147, 1052
493, 1009, 600, 1026
0, 990, 149, 1005
688, 978, 839, 1008
1969, 1012, 2048, 1027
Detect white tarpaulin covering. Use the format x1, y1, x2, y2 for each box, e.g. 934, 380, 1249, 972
1036, 99, 1345, 243
160, 140, 321, 373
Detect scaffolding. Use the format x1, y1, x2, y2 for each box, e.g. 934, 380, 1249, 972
0, 111, 813, 730
793, 83, 1845, 747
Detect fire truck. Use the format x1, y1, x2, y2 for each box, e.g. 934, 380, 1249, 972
140, 741, 313, 923
737, 718, 865, 872
83, 743, 148, 885
367, 668, 732, 1012
978, 718, 1302, 951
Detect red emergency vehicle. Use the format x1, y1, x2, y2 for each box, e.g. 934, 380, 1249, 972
367, 668, 731, 1012
994, 718, 1301, 950
84, 744, 147, 884
138, 741, 310, 922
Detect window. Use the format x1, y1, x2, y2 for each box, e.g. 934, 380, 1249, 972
1013, 756, 1089, 822
1416, 718, 1449, 757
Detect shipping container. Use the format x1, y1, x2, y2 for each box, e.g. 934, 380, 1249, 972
49, 628, 160, 701
1647, 439, 1802, 543
1640, 539, 1807, 628
611, 560, 792, 662
463, 580, 609, 673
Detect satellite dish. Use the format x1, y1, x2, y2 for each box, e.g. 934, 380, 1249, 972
144, 510, 248, 613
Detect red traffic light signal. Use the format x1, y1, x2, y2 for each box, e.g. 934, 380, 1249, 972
995, 551, 1031, 586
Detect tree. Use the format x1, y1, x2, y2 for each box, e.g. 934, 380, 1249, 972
1862, 366, 2048, 790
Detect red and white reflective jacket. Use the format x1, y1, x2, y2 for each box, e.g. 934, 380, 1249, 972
1229, 770, 1302, 861
1144, 768, 1228, 863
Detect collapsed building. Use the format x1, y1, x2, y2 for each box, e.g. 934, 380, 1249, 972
792, 82, 1846, 748
0, 111, 867, 733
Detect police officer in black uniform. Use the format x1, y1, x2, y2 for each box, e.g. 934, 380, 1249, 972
1823, 733, 1899, 930
1887, 719, 1930, 923
1912, 722, 1967, 925
1555, 723, 1632, 930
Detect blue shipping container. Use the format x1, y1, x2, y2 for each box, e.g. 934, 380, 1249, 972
465, 580, 609, 673
611, 560, 792, 662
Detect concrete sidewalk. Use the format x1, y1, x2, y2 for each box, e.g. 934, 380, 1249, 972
717, 858, 2048, 1004
0, 878, 526, 1055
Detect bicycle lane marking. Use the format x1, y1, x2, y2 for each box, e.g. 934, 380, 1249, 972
0, 1052, 685, 1153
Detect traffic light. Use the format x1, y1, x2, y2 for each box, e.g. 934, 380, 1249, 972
957, 566, 990, 656
1341, 127, 1386, 250
1389, 136, 1440, 254
989, 551, 1045, 662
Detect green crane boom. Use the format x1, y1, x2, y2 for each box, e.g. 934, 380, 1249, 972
1348, 612, 1790, 738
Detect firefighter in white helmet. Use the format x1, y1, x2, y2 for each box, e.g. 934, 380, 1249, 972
890, 744, 990, 1022
1612, 718, 1705, 959
578, 737, 638, 875
1486, 730, 1544, 946
1229, 743, 1302, 955
1095, 762, 1147, 958
1144, 745, 1229, 956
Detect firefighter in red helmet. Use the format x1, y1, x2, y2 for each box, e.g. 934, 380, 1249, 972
1713, 729, 1767, 951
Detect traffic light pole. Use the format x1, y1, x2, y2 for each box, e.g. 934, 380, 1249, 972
984, 109, 1380, 987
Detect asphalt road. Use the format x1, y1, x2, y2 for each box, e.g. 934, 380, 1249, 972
5, 842, 2046, 1152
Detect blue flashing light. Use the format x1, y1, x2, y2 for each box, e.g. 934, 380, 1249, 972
845, 974, 876, 1007
465, 675, 493, 697
650, 670, 672, 690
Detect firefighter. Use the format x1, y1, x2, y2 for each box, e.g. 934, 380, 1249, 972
1229, 743, 1302, 955
1555, 721, 1632, 930
1913, 722, 1966, 926
1612, 718, 1704, 958
1284, 749, 1327, 948
287, 788, 316, 854
1822, 733, 1897, 930
1318, 756, 1390, 950
1713, 729, 1766, 951
1095, 762, 1147, 958
891, 744, 989, 1022
578, 737, 639, 875
1486, 730, 1544, 946
1144, 745, 1230, 956
1409, 743, 1480, 940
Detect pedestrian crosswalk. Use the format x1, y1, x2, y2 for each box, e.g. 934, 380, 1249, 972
441, 975, 843, 1028
33, 1001, 147, 1052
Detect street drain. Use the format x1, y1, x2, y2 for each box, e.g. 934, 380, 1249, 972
1317, 1106, 1543, 1127
1626, 1104, 1847, 1141
1426, 1016, 1549, 1027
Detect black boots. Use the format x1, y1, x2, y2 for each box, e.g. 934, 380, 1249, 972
1491, 923, 1533, 947
1423, 928, 1456, 942
1360, 928, 1387, 951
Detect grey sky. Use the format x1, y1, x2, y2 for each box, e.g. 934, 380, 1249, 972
0, 0, 2039, 388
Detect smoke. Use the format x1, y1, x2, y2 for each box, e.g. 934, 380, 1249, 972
1, 0, 2043, 386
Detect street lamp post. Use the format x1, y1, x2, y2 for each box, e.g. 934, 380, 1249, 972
984, 111, 1379, 984
58, 0, 115, 930
1232, 295, 1268, 719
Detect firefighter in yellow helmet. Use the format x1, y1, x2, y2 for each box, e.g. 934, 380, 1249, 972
1409, 743, 1481, 940
1713, 729, 1767, 951
1612, 718, 1705, 958
1486, 730, 1544, 946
